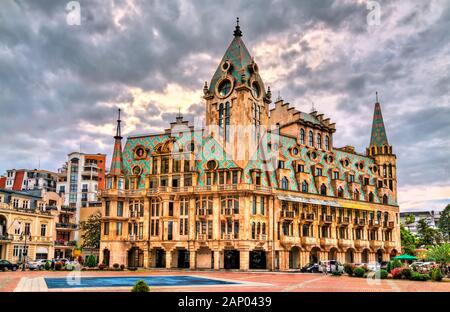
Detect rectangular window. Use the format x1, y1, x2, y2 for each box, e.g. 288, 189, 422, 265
260, 197, 265, 215
208, 221, 213, 240
232, 171, 238, 184
234, 221, 239, 239
173, 159, 181, 173
278, 160, 285, 169
316, 168, 322, 176
252, 196, 257, 215
117, 201, 123, 217
255, 172, 261, 185
219, 172, 225, 185
349, 175, 355, 182
104, 222, 109, 235
24, 223, 31, 235
116, 222, 122, 236
40, 224, 46, 236
333, 171, 339, 180
298, 164, 304, 173
105, 201, 110, 216
168, 202, 174, 216
168, 221, 173, 241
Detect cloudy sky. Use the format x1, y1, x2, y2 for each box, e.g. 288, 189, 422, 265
1, 0, 449, 211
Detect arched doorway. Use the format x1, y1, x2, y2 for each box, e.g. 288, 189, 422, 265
376, 249, 384, 263
249, 249, 267, 269
151, 247, 165, 268
361, 249, 370, 264
127, 247, 144, 268
224, 249, 240, 269
175, 248, 189, 268
289, 247, 301, 269
328, 248, 338, 261
310, 247, 320, 264
102, 249, 110, 266
345, 248, 355, 263
390, 249, 398, 259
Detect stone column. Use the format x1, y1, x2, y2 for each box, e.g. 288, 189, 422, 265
354, 252, 362, 263
239, 249, 249, 271
165, 250, 172, 269
214, 250, 220, 270
189, 249, 196, 270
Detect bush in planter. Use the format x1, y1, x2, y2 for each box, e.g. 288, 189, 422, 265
128, 267, 138, 271
120, 264, 125, 271
44, 261, 51, 271
391, 267, 404, 279
431, 268, 443, 282
354, 267, 365, 278
98, 263, 105, 270
131, 280, 150, 292
410, 272, 430, 281
344, 263, 354, 276
113, 263, 120, 270
86, 255, 97, 268
401, 268, 412, 280
331, 270, 342, 276
387, 259, 402, 273
379, 269, 388, 279
55, 262, 63, 271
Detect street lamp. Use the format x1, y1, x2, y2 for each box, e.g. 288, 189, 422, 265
19, 232, 32, 271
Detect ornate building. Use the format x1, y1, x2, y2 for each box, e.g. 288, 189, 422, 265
99, 20, 400, 270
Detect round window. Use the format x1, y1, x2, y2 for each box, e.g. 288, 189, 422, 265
311, 151, 317, 160
328, 155, 334, 163
252, 82, 260, 98
132, 166, 141, 175
344, 159, 349, 167
292, 147, 299, 155
218, 79, 232, 97
207, 160, 216, 170
135, 147, 145, 158
359, 162, 364, 170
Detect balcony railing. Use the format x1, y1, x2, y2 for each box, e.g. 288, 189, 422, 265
197, 234, 208, 240
338, 238, 353, 249
0, 234, 13, 241
383, 221, 395, 228
56, 223, 78, 230
301, 237, 318, 246
320, 237, 337, 247
354, 239, 370, 249
370, 220, 381, 227
370, 240, 384, 249
280, 235, 300, 245
61, 206, 77, 213
337, 217, 350, 224
321, 215, 333, 223
302, 213, 315, 222
54, 240, 77, 247
354, 218, 366, 226
281, 210, 295, 219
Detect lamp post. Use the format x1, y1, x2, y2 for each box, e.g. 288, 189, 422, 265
20, 231, 31, 271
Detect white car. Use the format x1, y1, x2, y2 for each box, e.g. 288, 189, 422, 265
366, 263, 381, 272
318, 260, 344, 273
27, 259, 48, 270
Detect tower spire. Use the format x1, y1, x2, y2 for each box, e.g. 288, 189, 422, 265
233, 17, 242, 37
115, 108, 122, 139
369, 97, 389, 147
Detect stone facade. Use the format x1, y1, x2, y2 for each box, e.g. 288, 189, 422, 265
99, 21, 401, 271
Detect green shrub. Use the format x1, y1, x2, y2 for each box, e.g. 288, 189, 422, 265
379, 269, 388, 279
344, 263, 354, 276
131, 280, 150, 292
331, 271, 342, 276
44, 261, 51, 271
113, 263, 120, 270
410, 272, 430, 281
86, 255, 97, 268
431, 268, 443, 282
128, 267, 138, 271
354, 267, 365, 278
388, 259, 402, 273
401, 268, 412, 280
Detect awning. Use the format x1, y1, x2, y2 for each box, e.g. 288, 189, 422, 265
36, 247, 49, 254
277, 195, 341, 208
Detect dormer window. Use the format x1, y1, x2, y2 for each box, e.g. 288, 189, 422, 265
338, 187, 344, 198
278, 160, 285, 169
349, 175, 355, 183
333, 171, 339, 180
301, 181, 308, 193
297, 164, 305, 173
316, 168, 323, 177
281, 177, 289, 190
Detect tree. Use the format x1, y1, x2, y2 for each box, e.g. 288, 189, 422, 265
79, 212, 101, 252
417, 218, 442, 247
400, 224, 417, 255
438, 205, 450, 242
427, 243, 450, 268
405, 214, 415, 225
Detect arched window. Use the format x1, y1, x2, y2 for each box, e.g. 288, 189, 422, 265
302, 181, 308, 193
308, 131, 314, 147
251, 222, 255, 239
317, 134, 322, 149
384, 211, 389, 221
369, 192, 374, 203
257, 222, 261, 235
300, 129, 305, 145
388, 164, 393, 178
338, 187, 344, 198
371, 146, 376, 155
384, 146, 388, 154
281, 177, 289, 190
383, 164, 387, 178
383, 195, 388, 205
218, 103, 224, 128
262, 223, 266, 235
320, 184, 327, 196
354, 189, 360, 201
325, 136, 330, 151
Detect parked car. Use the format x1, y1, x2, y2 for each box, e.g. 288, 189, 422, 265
0, 260, 19, 271
366, 263, 381, 272
410, 261, 424, 268
27, 259, 49, 270
301, 263, 320, 273
318, 260, 344, 273
56, 258, 69, 265
380, 261, 389, 270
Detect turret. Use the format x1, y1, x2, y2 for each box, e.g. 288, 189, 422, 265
106, 109, 125, 190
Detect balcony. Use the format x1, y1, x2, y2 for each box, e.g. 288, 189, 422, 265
280, 235, 300, 246
54, 240, 77, 247
221, 233, 234, 240
321, 215, 333, 223
301, 237, 318, 247
128, 211, 141, 219
338, 239, 354, 249
369, 219, 381, 228
354, 239, 370, 249
0, 234, 13, 242
61, 206, 77, 213
384, 241, 397, 249
320, 238, 338, 248
354, 218, 366, 227
337, 217, 350, 225
56, 223, 78, 230
370, 240, 384, 250
384, 221, 395, 228
302, 213, 315, 222
280, 210, 295, 219
128, 235, 138, 241
197, 234, 208, 240
125, 189, 146, 197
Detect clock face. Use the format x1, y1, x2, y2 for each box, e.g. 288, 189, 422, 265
218, 79, 231, 97
251, 82, 260, 98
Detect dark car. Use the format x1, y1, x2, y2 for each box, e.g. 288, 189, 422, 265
380, 261, 389, 270
0, 260, 19, 271
301, 263, 320, 273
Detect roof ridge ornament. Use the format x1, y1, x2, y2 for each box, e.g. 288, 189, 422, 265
115, 108, 122, 139
233, 17, 242, 37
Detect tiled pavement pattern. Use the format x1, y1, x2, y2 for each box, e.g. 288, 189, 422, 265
1, 270, 448, 292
